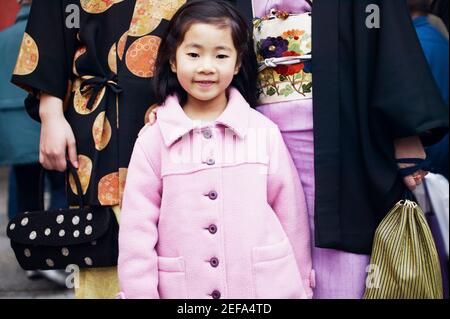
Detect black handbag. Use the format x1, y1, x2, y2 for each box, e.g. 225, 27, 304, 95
6, 162, 119, 270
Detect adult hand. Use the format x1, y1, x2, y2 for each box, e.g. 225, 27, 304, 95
39, 94, 78, 172
394, 136, 428, 191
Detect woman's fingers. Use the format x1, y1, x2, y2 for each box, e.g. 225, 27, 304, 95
39, 149, 47, 168
403, 175, 417, 191
420, 169, 429, 178
40, 143, 66, 171
402, 169, 429, 191
49, 149, 66, 172
55, 155, 67, 172
39, 117, 77, 172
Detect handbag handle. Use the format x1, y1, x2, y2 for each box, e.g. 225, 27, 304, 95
38, 160, 84, 210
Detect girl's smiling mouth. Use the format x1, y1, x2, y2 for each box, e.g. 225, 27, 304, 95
194, 80, 217, 88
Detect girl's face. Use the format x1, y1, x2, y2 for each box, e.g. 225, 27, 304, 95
171, 22, 240, 106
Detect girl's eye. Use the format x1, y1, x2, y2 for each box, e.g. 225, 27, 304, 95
217, 54, 229, 59
187, 53, 199, 58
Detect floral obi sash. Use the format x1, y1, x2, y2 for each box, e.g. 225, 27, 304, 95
253, 10, 312, 105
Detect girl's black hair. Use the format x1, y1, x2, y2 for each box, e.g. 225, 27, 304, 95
153, 0, 258, 108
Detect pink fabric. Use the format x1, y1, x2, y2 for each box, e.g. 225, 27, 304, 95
118, 88, 314, 299
257, 100, 371, 299
252, 0, 312, 17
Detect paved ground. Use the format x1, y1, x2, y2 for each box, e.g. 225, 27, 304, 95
0, 167, 74, 299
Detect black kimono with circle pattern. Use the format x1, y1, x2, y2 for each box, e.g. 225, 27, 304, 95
12, 0, 188, 207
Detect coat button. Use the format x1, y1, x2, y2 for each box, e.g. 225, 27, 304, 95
207, 191, 218, 200
206, 158, 215, 165
211, 290, 221, 299
210, 257, 219, 268
202, 129, 212, 139
208, 224, 217, 234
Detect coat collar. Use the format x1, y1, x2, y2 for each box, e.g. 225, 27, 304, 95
157, 87, 251, 147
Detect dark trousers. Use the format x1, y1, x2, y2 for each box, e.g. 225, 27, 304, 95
7, 164, 67, 220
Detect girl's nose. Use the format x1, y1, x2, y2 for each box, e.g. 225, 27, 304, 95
198, 66, 216, 74
197, 60, 216, 74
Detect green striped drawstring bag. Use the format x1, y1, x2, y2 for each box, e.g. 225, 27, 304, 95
364, 158, 443, 299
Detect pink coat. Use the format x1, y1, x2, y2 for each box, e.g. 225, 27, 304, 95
118, 88, 315, 299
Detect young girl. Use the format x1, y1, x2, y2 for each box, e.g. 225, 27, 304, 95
117, 0, 314, 299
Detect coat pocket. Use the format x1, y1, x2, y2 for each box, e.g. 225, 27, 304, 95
252, 238, 306, 299
157, 256, 188, 299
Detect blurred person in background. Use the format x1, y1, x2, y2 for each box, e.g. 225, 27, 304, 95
0, 0, 20, 31
409, 0, 448, 104
427, 0, 449, 40
408, 0, 448, 181
0, 0, 67, 287
408, 0, 449, 298
430, 0, 449, 32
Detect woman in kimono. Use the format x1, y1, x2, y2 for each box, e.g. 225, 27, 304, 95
235, 0, 448, 298
11, 0, 187, 299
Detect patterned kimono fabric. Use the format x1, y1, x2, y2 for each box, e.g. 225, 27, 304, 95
252, 0, 370, 299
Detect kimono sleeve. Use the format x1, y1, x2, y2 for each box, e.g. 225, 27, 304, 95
371, 0, 448, 146
11, 0, 77, 121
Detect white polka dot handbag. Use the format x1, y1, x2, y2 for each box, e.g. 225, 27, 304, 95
6, 162, 119, 270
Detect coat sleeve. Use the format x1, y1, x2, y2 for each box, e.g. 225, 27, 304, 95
371, 0, 448, 146
117, 139, 161, 299
11, 0, 77, 121
267, 127, 314, 298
